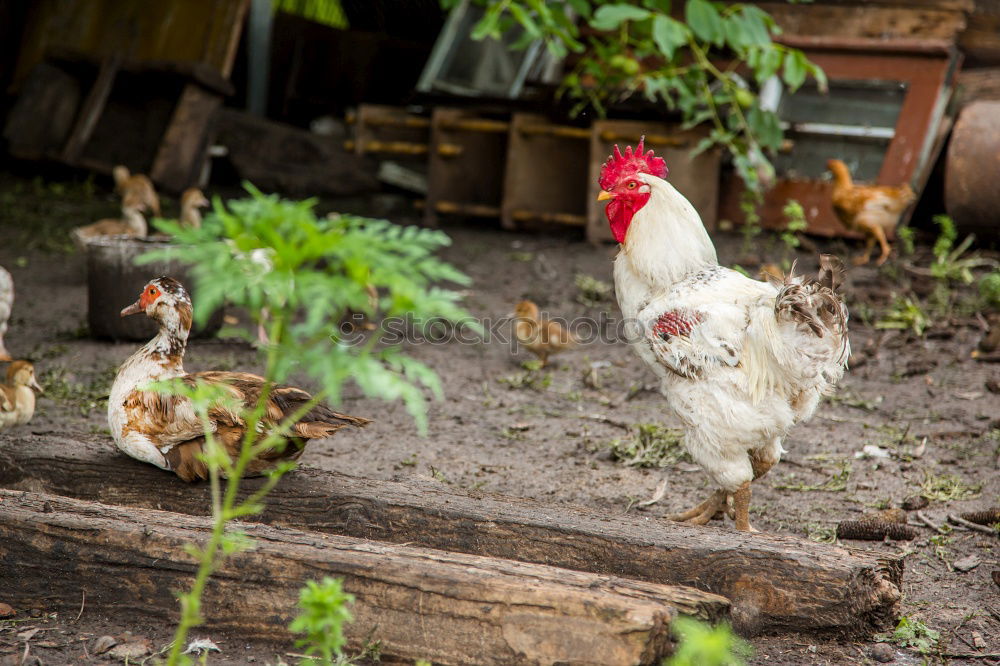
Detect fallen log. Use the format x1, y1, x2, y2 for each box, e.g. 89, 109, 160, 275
0, 489, 729, 666
0, 433, 902, 637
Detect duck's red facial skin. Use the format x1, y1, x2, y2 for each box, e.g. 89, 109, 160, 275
139, 284, 161, 310
598, 138, 668, 244
604, 177, 651, 243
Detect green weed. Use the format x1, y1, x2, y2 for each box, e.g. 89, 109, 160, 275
876, 295, 929, 336
875, 616, 940, 655
609, 423, 687, 468
575, 273, 613, 307
920, 471, 981, 502
663, 616, 752, 666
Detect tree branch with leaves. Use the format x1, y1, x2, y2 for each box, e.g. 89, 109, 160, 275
445, 0, 826, 191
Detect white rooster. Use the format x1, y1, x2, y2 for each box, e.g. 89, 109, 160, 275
598, 140, 849, 531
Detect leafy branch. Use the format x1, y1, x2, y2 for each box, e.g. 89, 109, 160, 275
137, 185, 477, 664
447, 0, 826, 191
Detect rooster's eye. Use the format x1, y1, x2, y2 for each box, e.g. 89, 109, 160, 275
627, 181, 637, 189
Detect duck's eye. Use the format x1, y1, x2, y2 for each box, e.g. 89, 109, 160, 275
627, 181, 637, 189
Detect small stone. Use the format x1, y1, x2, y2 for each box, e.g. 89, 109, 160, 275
107, 639, 152, 660
901, 495, 929, 511
869, 642, 895, 663
27, 608, 42, 618
992, 570, 1000, 589
953, 555, 981, 572
973, 631, 987, 649
92, 635, 117, 655
0, 603, 14, 617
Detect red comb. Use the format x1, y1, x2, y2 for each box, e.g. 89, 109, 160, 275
598, 137, 668, 190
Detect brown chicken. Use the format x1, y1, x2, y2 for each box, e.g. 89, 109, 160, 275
512, 300, 577, 366
827, 159, 916, 266
113, 165, 161, 217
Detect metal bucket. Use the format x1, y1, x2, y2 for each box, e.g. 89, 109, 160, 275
86, 236, 224, 340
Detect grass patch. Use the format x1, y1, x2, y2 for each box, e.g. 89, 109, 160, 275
774, 460, 851, 492
498, 363, 552, 391
920, 471, 981, 502
804, 523, 837, 543
574, 273, 613, 307
40, 365, 117, 416
608, 423, 687, 468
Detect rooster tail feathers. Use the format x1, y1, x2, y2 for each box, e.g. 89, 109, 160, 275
816, 254, 845, 293
773, 256, 850, 364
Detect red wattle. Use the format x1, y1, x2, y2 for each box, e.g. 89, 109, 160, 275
604, 193, 650, 243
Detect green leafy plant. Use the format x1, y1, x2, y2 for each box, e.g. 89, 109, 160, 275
289, 577, 355, 665
139, 185, 476, 665
609, 423, 686, 467
876, 294, 930, 337
895, 225, 915, 257
929, 214, 995, 284
663, 616, 752, 666
448, 0, 826, 192
875, 616, 940, 655
979, 270, 1000, 310
779, 199, 807, 251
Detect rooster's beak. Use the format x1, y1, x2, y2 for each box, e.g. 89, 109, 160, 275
597, 190, 614, 202
120, 300, 143, 317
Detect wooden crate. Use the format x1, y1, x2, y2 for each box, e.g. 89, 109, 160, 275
501, 113, 590, 231
424, 107, 509, 226
588, 120, 721, 243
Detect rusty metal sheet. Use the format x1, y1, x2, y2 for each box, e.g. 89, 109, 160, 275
720, 47, 957, 237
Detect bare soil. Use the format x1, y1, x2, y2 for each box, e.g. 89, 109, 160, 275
1, 170, 998, 665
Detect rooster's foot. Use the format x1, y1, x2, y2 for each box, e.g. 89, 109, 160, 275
666, 489, 728, 526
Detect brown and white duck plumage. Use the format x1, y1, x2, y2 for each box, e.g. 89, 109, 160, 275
108, 277, 370, 481
0, 360, 43, 429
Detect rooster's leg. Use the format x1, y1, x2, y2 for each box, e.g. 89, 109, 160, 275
732, 481, 758, 532
666, 489, 727, 524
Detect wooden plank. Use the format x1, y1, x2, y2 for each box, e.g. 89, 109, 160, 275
0, 433, 903, 638
0, 489, 723, 666
60, 54, 121, 164
150, 83, 223, 193
756, 3, 967, 42
12, 0, 248, 91
588, 120, 720, 243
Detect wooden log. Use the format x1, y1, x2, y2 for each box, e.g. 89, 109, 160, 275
0, 489, 726, 666
0, 433, 902, 637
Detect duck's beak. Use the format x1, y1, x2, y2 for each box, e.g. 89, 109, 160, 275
120, 300, 143, 317
29, 376, 43, 394
597, 190, 614, 202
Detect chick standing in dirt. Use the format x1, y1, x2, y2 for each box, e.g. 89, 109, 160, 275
511, 300, 577, 367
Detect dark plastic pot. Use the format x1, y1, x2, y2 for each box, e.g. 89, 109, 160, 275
86, 236, 224, 340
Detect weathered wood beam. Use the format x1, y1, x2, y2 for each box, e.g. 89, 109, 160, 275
0, 489, 729, 666
0, 434, 902, 637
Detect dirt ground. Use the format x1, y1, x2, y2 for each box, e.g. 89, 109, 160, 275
0, 169, 998, 665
